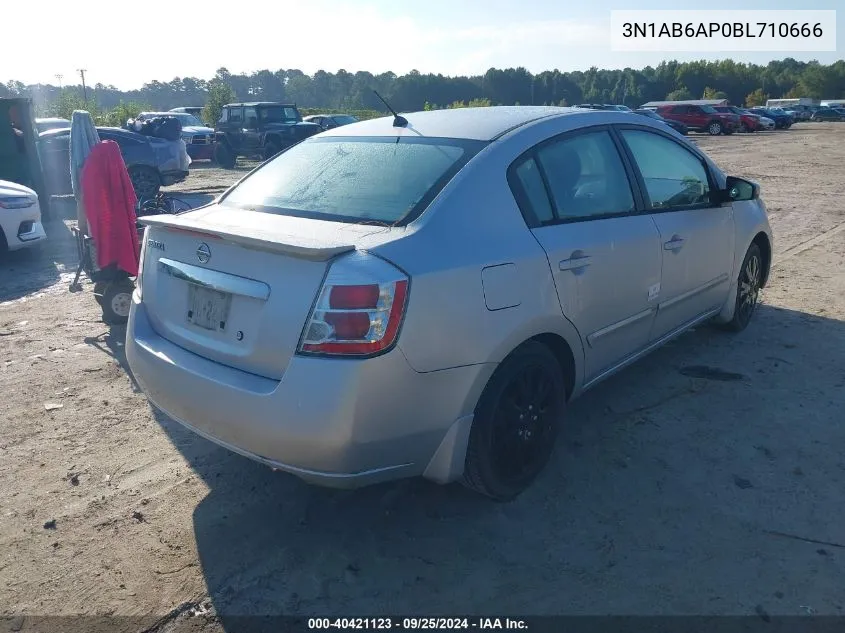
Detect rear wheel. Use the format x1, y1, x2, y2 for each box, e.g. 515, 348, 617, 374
722, 243, 763, 333
463, 341, 566, 501
128, 166, 161, 199
707, 121, 723, 135
100, 279, 135, 325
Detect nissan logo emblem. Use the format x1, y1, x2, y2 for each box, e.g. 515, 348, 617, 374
196, 243, 211, 264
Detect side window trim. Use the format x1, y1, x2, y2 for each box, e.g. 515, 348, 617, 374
612, 123, 720, 214
506, 124, 641, 228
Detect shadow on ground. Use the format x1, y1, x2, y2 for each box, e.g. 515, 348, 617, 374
0, 198, 78, 304
142, 303, 845, 626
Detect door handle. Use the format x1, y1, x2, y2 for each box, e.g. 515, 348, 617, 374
663, 236, 686, 251
559, 255, 592, 271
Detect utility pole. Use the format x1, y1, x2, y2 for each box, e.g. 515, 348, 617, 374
77, 69, 88, 102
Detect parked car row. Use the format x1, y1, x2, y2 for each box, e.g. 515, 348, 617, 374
577, 102, 791, 136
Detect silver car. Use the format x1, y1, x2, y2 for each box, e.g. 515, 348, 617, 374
127, 107, 772, 500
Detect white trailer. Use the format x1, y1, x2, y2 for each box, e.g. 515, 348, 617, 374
766, 98, 818, 108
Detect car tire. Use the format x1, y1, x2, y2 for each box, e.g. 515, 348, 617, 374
462, 341, 566, 501
100, 279, 135, 326
721, 242, 763, 333
708, 121, 723, 135
263, 141, 281, 161
128, 166, 161, 199
214, 143, 236, 169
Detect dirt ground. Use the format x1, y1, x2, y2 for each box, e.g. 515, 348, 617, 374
1, 124, 844, 631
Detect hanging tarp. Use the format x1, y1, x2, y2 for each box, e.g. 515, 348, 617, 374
69, 110, 100, 233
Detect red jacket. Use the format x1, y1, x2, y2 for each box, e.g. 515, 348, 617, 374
81, 140, 139, 276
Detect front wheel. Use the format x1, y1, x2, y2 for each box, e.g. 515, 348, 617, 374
708, 121, 723, 135
722, 243, 763, 332
263, 141, 281, 161
462, 341, 566, 501
214, 143, 236, 169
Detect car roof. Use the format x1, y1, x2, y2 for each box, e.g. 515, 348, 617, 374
320, 106, 596, 141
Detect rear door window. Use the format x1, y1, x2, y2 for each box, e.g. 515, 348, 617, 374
221, 136, 486, 225
535, 130, 635, 220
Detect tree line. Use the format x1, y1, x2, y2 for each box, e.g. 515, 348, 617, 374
3, 58, 844, 121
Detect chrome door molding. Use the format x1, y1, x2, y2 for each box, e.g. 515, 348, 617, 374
658, 272, 730, 312
582, 306, 721, 391
586, 307, 655, 348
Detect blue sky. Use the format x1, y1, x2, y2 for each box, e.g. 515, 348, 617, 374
3, 0, 842, 89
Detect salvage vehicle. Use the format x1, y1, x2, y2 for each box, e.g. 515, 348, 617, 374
34, 117, 70, 133
213, 102, 321, 167
127, 107, 773, 501
303, 113, 359, 131
38, 127, 188, 198
169, 106, 204, 119
656, 103, 739, 135
135, 111, 215, 161
713, 106, 762, 132
810, 108, 845, 122
633, 109, 689, 135
747, 108, 793, 129
0, 179, 46, 252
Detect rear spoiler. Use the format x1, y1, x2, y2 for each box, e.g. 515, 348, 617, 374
139, 214, 355, 262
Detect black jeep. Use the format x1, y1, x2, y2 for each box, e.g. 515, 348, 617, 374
213, 102, 321, 168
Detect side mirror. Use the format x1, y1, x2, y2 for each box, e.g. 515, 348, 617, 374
722, 176, 759, 202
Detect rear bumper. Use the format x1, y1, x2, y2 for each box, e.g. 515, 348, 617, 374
160, 170, 189, 187
126, 295, 488, 488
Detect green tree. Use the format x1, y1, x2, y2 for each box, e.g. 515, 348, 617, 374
49, 89, 97, 120
666, 88, 693, 101
702, 86, 728, 99
745, 88, 769, 107
203, 81, 236, 126
101, 101, 150, 127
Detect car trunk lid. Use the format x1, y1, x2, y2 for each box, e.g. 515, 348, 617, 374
138, 206, 389, 379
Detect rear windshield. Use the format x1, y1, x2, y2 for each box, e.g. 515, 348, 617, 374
220, 136, 486, 225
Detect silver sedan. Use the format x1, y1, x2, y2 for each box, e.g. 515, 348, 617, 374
127, 106, 773, 501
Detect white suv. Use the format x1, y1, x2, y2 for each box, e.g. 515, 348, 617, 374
0, 180, 46, 252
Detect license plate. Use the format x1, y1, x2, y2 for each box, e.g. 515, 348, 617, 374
187, 284, 231, 331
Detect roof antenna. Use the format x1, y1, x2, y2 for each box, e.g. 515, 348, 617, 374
373, 90, 408, 127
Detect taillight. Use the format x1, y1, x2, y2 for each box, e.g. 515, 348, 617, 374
298, 252, 409, 357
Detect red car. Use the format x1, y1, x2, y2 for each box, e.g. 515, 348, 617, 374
714, 106, 761, 132
656, 104, 739, 135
